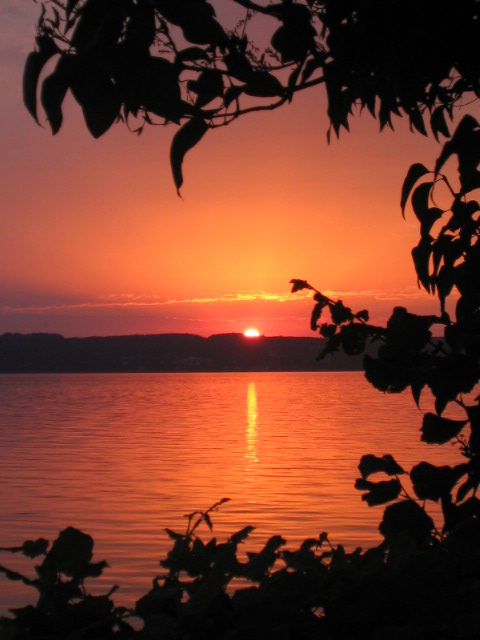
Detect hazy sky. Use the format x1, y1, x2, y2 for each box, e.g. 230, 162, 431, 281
1, 3, 449, 338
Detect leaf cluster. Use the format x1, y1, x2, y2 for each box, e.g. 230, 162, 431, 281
0, 527, 130, 639
296, 117, 480, 550
4, 499, 480, 640
290, 279, 377, 361
23, 0, 480, 191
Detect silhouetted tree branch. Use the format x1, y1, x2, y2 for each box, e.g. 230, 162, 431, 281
23, 0, 480, 192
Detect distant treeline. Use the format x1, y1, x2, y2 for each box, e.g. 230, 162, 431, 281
0, 333, 366, 373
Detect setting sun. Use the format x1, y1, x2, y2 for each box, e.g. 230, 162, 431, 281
244, 328, 260, 338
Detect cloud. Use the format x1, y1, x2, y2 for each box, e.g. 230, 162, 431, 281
1, 290, 295, 314
1, 285, 438, 316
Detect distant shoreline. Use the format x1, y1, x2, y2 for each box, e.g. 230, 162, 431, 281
0, 332, 365, 373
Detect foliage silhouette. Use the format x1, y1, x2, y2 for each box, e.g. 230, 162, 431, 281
292, 114, 480, 544
23, 0, 480, 192
3, 496, 480, 639
15, 1, 480, 637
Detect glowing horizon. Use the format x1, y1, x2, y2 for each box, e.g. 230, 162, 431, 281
0, 4, 447, 339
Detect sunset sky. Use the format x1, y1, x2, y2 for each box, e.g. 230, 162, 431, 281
1, 3, 451, 338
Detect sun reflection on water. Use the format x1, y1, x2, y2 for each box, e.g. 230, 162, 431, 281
246, 381, 258, 476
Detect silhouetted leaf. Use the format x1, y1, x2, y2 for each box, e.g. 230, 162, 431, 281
411, 462, 467, 501
430, 106, 451, 141
320, 323, 336, 338
23, 37, 61, 124
421, 412, 467, 444
132, 56, 184, 123
223, 85, 244, 109
427, 354, 480, 413
379, 500, 434, 543
435, 265, 455, 311
355, 478, 402, 506
39, 527, 98, 580
339, 323, 368, 355
124, 0, 156, 55
176, 5, 228, 47
188, 69, 223, 107
311, 301, 324, 330
22, 539, 49, 559
412, 237, 432, 292
385, 306, 432, 354
230, 526, 254, 545
330, 300, 353, 325
456, 477, 475, 503
70, 60, 120, 138
409, 107, 427, 136
176, 47, 210, 64
203, 513, 213, 531
431, 233, 453, 281
270, 3, 316, 62
224, 50, 253, 83
165, 528, 184, 541
40, 58, 71, 134
435, 115, 480, 192
411, 377, 425, 408
244, 71, 284, 98
364, 352, 413, 394
244, 535, 285, 581
411, 182, 434, 223
71, 0, 124, 56
358, 454, 406, 479
355, 309, 369, 322
290, 279, 311, 293
170, 118, 209, 194
301, 55, 324, 83
287, 64, 302, 102
450, 198, 480, 229
85, 560, 109, 578
420, 207, 443, 239
400, 163, 429, 216
379, 98, 394, 132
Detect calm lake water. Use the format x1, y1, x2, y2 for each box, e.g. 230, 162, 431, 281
0, 372, 464, 614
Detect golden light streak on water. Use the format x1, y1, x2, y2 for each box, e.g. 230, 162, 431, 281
246, 382, 259, 477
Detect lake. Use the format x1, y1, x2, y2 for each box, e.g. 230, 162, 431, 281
0, 372, 464, 614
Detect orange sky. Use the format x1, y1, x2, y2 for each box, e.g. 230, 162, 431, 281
0, 4, 450, 338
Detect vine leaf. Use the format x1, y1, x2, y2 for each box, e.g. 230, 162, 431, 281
170, 118, 209, 195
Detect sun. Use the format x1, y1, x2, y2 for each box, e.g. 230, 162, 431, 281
244, 328, 261, 338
